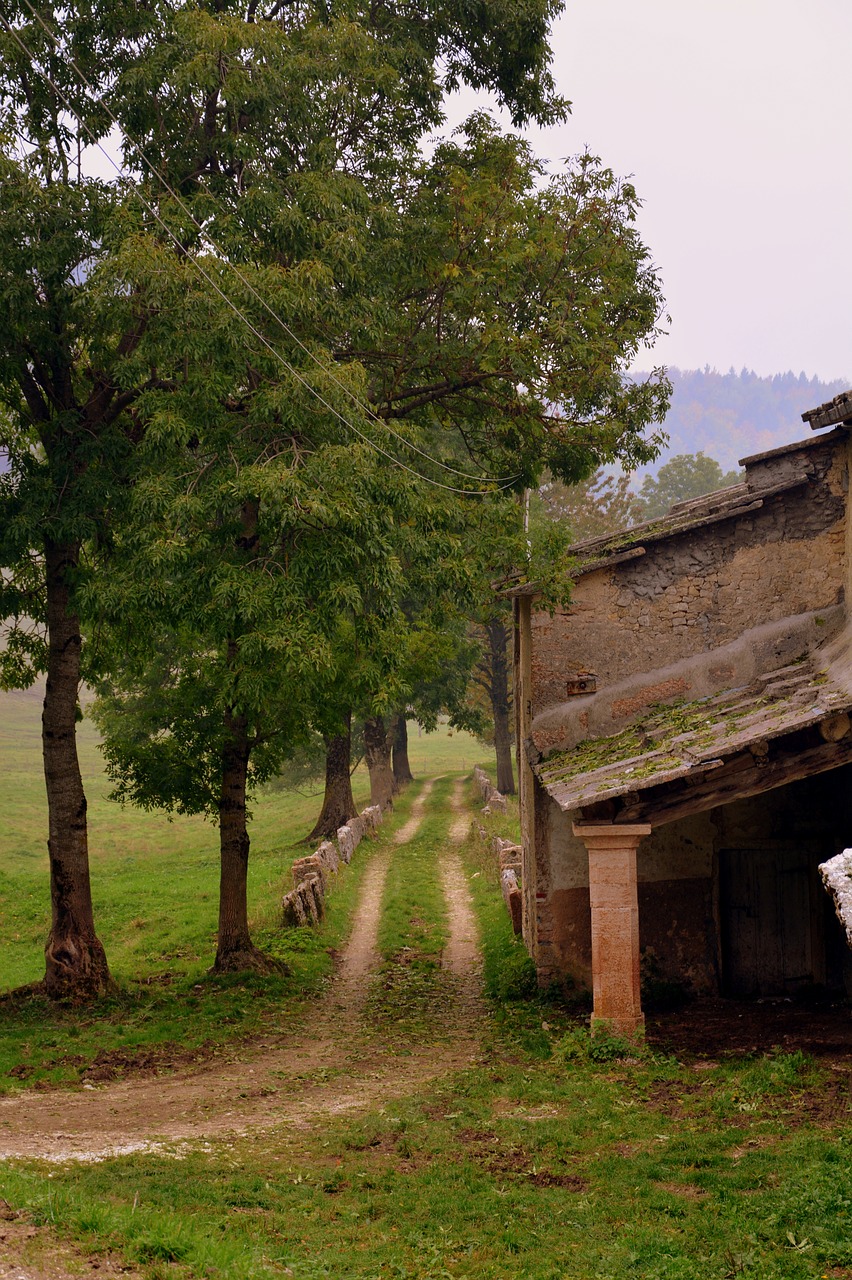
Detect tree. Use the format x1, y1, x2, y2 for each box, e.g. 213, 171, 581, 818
533, 468, 644, 542
308, 714, 359, 843
94, 425, 423, 971
391, 715, 415, 789
461, 491, 575, 795
637, 452, 743, 520
632, 366, 850, 474
0, 9, 169, 994
2, 0, 669, 989
314, 123, 671, 805
0, 0, 579, 992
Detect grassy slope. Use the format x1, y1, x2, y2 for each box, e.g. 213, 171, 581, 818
0, 781, 850, 1278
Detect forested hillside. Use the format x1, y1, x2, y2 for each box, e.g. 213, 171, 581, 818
640, 368, 849, 473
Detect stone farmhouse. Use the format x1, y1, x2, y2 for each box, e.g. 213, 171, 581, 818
511, 393, 852, 1037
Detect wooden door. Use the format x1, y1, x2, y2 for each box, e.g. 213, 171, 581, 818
720, 847, 814, 996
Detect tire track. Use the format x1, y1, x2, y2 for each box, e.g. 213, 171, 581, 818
0, 775, 480, 1165
440, 776, 485, 1022
393, 775, 438, 844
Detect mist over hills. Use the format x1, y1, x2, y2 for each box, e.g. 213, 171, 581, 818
640, 367, 850, 475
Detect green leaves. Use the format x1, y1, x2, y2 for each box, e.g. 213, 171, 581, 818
638, 452, 744, 520
1, 0, 668, 834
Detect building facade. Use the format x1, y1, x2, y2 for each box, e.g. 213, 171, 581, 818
513, 396, 852, 1036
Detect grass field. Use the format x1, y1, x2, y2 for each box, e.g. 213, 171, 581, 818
0, 688, 484, 1086
0, 785, 851, 1278
2, 696, 852, 1279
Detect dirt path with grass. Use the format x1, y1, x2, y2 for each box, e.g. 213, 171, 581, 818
392, 774, 438, 845
441, 778, 484, 1023
0, 774, 482, 1170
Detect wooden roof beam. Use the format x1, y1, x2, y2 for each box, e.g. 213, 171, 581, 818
578, 727, 852, 829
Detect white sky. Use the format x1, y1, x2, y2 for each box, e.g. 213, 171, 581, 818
81, 2, 851, 383
447, 0, 852, 382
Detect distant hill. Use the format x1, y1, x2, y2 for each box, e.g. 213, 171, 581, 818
637, 368, 850, 475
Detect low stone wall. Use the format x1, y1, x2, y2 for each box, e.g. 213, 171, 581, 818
473, 765, 507, 814
282, 805, 384, 927
471, 772, 521, 932
493, 836, 523, 935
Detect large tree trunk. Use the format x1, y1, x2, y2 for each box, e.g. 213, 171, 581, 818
42, 537, 111, 999
392, 713, 414, 788
308, 713, 358, 841
487, 618, 516, 796
364, 714, 398, 811
214, 708, 274, 973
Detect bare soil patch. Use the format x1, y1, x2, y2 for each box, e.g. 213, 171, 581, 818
441, 778, 484, 1024
447, 775, 471, 844
453, 1129, 586, 1188
393, 777, 438, 845
0, 1218, 143, 1280
654, 1180, 708, 1200
648, 995, 852, 1059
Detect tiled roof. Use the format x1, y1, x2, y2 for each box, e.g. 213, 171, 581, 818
534, 654, 852, 813
802, 391, 852, 432
562, 470, 811, 578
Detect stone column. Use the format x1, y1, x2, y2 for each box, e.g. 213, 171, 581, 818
572, 822, 651, 1039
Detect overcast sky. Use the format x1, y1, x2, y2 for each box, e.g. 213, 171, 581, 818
448, 0, 851, 383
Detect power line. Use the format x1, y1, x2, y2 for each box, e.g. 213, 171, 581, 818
6, 0, 522, 495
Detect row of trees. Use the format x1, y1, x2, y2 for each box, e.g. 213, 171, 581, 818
0, 0, 669, 997
282, 445, 742, 812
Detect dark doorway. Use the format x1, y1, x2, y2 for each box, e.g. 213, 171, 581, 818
719, 847, 815, 996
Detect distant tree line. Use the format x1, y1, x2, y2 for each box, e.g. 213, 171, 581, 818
635, 367, 849, 475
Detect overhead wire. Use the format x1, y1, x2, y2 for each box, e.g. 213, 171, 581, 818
5, 0, 523, 495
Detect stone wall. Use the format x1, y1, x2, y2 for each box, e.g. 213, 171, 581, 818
281, 804, 384, 927
473, 765, 507, 813
491, 835, 523, 934
528, 434, 847, 745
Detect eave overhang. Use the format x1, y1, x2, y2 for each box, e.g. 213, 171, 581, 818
532, 653, 852, 828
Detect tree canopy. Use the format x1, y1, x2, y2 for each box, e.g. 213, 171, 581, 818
637, 452, 743, 520
0, 0, 669, 990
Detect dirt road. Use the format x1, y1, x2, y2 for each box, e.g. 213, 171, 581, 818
0, 774, 482, 1166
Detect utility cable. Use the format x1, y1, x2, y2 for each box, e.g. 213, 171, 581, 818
10, 0, 522, 491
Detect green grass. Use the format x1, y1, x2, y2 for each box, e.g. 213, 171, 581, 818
3, 840, 852, 1277
367, 775, 454, 1037
3, 731, 852, 1277
0, 690, 481, 1086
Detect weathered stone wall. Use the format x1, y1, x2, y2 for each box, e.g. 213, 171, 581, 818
530, 780, 716, 992
473, 765, 507, 813
281, 804, 384, 928
532, 766, 852, 997
529, 435, 847, 735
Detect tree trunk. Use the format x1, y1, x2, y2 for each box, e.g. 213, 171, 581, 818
392, 713, 414, 788
308, 712, 358, 841
214, 708, 275, 973
364, 714, 398, 811
42, 537, 111, 999
487, 618, 516, 796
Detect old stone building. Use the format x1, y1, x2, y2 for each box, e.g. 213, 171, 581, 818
512, 393, 852, 1037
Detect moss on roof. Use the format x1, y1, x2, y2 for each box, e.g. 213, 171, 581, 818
538, 692, 768, 789
534, 655, 851, 812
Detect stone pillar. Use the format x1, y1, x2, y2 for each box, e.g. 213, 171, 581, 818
572, 822, 651, 1040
